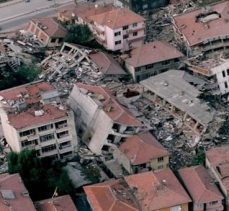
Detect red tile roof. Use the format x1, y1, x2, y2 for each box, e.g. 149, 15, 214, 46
206, 146, 229, 167
173, 1, 229, 46
125, 41, 183, 68
0, 173, 36, 211
31, 17, 67, 38
76, 83, 143, 127
119, 132, 168, 165
125, 169, 191, 210
59, 3, 115, 22
84, 169, 191, 211
0, 81, 68, 130
89, 51, 126, 75
8, 104, 67, 130
84, 179, 139, 211
179, 165, 223, 203
88, 8, 144, 30
35, 195, 77, 211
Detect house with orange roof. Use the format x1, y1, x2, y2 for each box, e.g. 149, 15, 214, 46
123, 41, 184, 81
84, 168, 191, 211
68, 83, 147, 156
0, 173, 36, 211
173, 1, 229, 56
206, 146, 229, 209
26, 17, 67, 47
0, 81, 78, 160
113, 132, 169, 173
35, 195, 77, 211
179, 165, 224, 211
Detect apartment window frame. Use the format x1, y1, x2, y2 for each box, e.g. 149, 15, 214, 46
38, 124, 53, 132
41, 144, 56, 153
40, 133, 55, 143
123, 25, 129, 30
123, 34, 129, 39
222, 70, 226, 77
158, 157, 164, 162
225, 81, 228, 89
133, 31, 138, 36
57, 130, 69, 139
19, 129, 36, 137
21, 139, 38, 147
115, 40, 122, 45
114, 31, 121, 36
59, 141, 71, 149
132, 23, 138, 27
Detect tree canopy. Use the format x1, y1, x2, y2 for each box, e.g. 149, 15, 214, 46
7, 150, 73, 200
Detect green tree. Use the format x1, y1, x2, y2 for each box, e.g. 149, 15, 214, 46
65, 24, 92, 44
192, 146, 205, 165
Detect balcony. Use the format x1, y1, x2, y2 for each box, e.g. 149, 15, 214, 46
128, 34, 145, 42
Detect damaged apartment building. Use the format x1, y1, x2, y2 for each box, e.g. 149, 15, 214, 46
173, 1, 229, 56
140, 70, 214, 136
0, 81, 78, 160
69, 83, 147, 156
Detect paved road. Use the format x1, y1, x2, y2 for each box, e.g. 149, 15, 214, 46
0, 0, 74, 32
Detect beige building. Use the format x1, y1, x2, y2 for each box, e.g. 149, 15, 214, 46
69, 83, 147, 156
84, 169, 191, 211
206, 146, 229, 210
179, 165, 224, 211
0, 81, 78, 160
113, 132, 169, 174
123, 41, 183, 82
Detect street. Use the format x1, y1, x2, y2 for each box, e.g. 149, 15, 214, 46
0, 0, 75, 32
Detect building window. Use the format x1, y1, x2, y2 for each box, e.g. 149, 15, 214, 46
57, 131, 69, 139
222, 70, 226, 77
158, 164, 164, 169
59, 141, 71, 149
41, 144, 56, 153
133, 32, 138, 36
146, 64, 154, 69
123, 25, 129, 30
133, 23, 138, 27
19, 129, 36, 137
55, 120, 68, 129
38, 124, 53, 132
123, 34, 129, 39
115, 40, 121, 45
21, 139, 38, 147
158, 157, 164, 162
225, 81, 228, 89
227, 69, 229, 75
162, 60, 170, 65
60, 151, 72, 159
209, 201, 218, 205
40, 133, 55, 143
114, 31, 121, 36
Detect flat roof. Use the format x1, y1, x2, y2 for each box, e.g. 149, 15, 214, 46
173, 1, 229, 46
140, 70, 214, 126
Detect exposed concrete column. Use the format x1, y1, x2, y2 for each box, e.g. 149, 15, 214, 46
170, 105, 175, 112
183, 112, 188, 121
162, 99, 166, 106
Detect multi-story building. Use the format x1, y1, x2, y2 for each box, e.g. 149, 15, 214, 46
84, 169, 191, 211
88, 8, 145, 51
0, 81, 78, 160
206, 146, 229, 210
123, 41, 183, 81
173, 1, 229, 56
113, 132, 169, 173
68, 83, 147, 156
179, 165, 224, 211
26, 17, 66, 47
0, 173, 36, 211
114, 0, 169, 13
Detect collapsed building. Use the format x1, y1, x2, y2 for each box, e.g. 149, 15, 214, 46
0, 81, 78, 160
140, 70, 215, 136
40, 42, 126, 88
173, 1, 229, 56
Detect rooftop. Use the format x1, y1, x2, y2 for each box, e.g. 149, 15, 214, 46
84, 169, 191, 211
88, 8, 144, 30
0, 81, 68, 130
119, 132, 168, 165
206, 146, 229, 195
173, 1, 229, 46
179, 165, 223, 203
59, 3, 114, 22
125, 41, 183, 68
140, 70, 214, 126
0, 173, 36, 211
89, 51, 126, 75
35, 195, 77, 211
31, 17, 67, 38
76, 83, 143, 127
